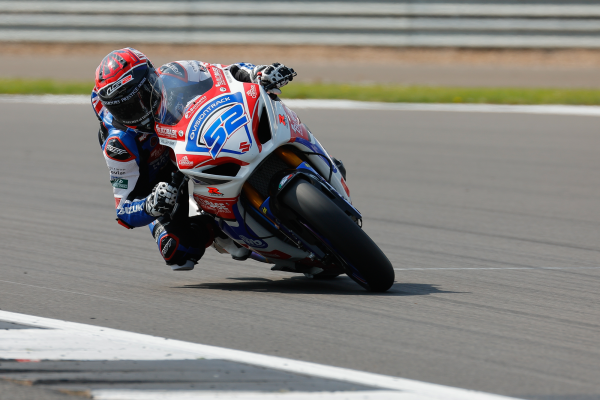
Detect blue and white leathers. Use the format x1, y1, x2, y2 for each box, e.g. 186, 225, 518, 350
92, 61, 257, 269
93, 88, 174, 228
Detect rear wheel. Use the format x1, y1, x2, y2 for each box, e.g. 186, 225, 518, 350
281, 180, 394, 292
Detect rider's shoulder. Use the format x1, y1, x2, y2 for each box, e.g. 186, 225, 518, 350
91, 87, 107, 120
101, 118, 137, 149
102, 129, 139, 163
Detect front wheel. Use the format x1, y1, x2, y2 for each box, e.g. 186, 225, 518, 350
281, 180, 395, 292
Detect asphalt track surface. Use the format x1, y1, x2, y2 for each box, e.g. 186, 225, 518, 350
1, 103, 600, 400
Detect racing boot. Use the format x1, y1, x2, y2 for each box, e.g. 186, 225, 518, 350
149, 214, 215, 271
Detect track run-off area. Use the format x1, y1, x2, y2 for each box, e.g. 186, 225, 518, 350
1, 98, 599, 399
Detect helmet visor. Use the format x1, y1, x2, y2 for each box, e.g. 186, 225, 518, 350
103, 73, 160, 126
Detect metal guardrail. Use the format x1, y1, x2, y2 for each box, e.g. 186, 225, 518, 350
2, 1, 600, 48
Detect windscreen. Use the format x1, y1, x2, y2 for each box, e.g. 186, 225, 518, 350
152, 61, 214, 126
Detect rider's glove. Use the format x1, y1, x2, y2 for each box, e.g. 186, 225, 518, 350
250, 65, 267, 83
145, 182, 177, 217
259, 63, 296, 94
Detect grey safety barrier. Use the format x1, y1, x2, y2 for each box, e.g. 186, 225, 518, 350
2, 1, 600, 48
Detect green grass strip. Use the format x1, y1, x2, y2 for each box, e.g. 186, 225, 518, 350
2, 79, 600, 105
0, 79, 93, 95
283, 83, 600, 105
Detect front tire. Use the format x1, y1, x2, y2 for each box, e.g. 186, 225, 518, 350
281, 180, 394, 292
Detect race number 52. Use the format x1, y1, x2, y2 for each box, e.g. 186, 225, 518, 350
203, 104, 248, 158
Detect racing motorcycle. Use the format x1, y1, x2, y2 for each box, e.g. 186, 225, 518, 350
152, 61, 394, 292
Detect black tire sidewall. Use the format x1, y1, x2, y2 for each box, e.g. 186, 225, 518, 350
281, 179, 395, 292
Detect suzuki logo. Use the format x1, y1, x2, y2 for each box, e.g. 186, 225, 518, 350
239, 142, 250, 153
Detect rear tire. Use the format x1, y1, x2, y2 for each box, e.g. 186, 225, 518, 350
281, 180, 394, 292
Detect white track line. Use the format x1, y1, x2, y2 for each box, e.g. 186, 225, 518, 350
0, 310, 520, 400
1, 94, 600, 116
0, 94, 89, 104
284, 99, 600, 116
394, 266, 600, 271
92, 390, 432, 400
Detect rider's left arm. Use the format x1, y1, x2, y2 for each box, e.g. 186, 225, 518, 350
227, 63, 257, 83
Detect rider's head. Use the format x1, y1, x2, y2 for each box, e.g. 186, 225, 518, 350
95, 48, 158, 132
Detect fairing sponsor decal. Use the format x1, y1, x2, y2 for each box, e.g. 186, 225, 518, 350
246, 84, 257, 99
283, 104, 310, 142
207, 187, 225, 197
184, 95, 207, 119
239, 142, 250, 153
243, 83, 259, 118
193, 194, 237, 220
155, 125, 178, 140
176, 154, 211, 169
239, 235, 267, 249
212, 66, 228, 91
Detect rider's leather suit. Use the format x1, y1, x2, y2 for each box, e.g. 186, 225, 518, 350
93, 61, 257, 266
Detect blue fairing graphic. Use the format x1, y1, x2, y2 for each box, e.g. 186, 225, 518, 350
203, 103, 249, 158
293, 137, 338, 174
186, 93, 249, 155
219, 203, 268, 249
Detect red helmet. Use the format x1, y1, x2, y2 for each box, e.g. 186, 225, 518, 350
95, 48, 159, 131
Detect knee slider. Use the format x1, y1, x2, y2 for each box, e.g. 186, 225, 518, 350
153, 217, 206, 266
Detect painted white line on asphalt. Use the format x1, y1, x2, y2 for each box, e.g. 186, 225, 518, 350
1, 94, 600, 116
0, 94, 89, 104
394, 266, 600, 271
92, 390, 429, 400
0, 310, 521, 400
284, 99, 600, 116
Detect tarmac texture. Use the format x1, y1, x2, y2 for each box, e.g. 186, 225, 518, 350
0, 103, 600, 399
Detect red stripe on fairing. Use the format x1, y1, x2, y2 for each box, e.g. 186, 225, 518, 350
193, 194, 238, 220
243, 82, 262, 153
251, 102, 262, 153
341, 177, 350, 197
177, 153, 212, 169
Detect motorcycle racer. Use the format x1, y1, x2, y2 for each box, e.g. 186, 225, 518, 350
92, 47, 296, 271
